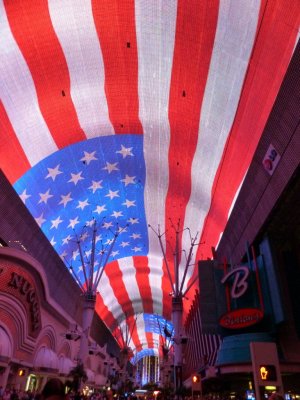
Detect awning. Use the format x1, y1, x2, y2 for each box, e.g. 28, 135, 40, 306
86, 368, 95, 384
58, 356, 75, 375
34, 346, 59, 371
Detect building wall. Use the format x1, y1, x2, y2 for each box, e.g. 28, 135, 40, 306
0, 247, 76, 389
216, 40, 300, 265
0, 247, 117, 390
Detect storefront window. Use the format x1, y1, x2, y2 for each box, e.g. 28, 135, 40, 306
25, 374, 37, 392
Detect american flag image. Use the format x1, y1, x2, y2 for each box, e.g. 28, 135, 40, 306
1, 0, 299, 357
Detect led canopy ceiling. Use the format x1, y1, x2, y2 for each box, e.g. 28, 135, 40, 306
0, 0, 299, 358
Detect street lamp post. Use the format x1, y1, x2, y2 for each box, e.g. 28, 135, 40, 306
157, 318, 173, 388
67, 219, 122, 364
117, 314, 137, 387
150, 222, 202, 393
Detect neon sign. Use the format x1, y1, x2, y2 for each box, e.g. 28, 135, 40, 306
259, 365, 277, 381
219, 308, 264, 329
221, 266, 249, 299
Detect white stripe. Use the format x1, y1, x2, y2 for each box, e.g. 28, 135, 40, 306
118, 318, 140, 352
147, 256, 165, 315
118, 318, 134, 348
135, 0, 178, 315
48, 0, 115, 138
96, 269, 122, 323
0, 1, 58, 166
152, 332, 160, 348
227, 169, 248, 218
135, 314, 148, 349
292, 24, 300, 54
181, 0, 261, 290
215, 232, 223, 250
118, 257, 143, 315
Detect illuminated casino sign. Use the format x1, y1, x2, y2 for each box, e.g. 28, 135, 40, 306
0, 262, 41, 337
219, 307, 264, 329
219, 261, 264, 329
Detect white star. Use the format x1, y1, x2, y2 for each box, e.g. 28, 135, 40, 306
50, 237, 56, 246
60, 250, 68, 260
46, 164, 62, 181
51, 216, 63, 229
131, 233, 141, 239
103, 221, 113, 229
38, 189, 53, 204
128, 217, 139, 225
123, 199, 136, 208
19, 189, 31, 204
85, 249, 92, 257
59, 192, 73, 207
96, 234, 102, 243
86, 218, 95, 227
111, 210, 123, 218
117, 226, 127, 234
80, 232, 89, 241
68, 217, 80, 229
94, 204, 106, 215
72, 249, 79, 260
132, 246, 142, 252
116, 144, 134, 158
35, 213, 46, 227
62, 235, 72, 245
89, 180, 103, 193
121, 174, 136, 186
111, 250, 119, 257
80, 151, 97, 165
78, 265, 83, 272
120, 241, 129, 248
103, 162, 119, 174
68, 171, 84, 185
106, 190, 120, 200
105, 238, 114, 245
76, 199, 89, 210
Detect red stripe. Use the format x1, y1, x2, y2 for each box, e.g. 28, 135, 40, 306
145, 331, 154, 349
197, 0, 300, 261
127, 315, 143, 351
161, 260, 172, 320
163, 0, 219, 317
105, 261, 134, 315
0, 102, 31, 184
105, 261, 142, 349
95, 293, 118, 330
4, 0, 85, 148
92, 0, 143, 134
112, 326, 125, 349
133, 256, 153, 314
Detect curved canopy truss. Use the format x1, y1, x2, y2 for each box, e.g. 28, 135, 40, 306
0, 0, 299, 359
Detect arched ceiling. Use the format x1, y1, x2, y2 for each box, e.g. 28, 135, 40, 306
0, 0, 299, 359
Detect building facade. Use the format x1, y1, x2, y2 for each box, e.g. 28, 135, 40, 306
0, 172, 120, 392
183, 34, 300, 398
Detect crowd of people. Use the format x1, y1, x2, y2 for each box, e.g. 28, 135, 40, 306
0, 380, 286, 400
0, 380, 107, 400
